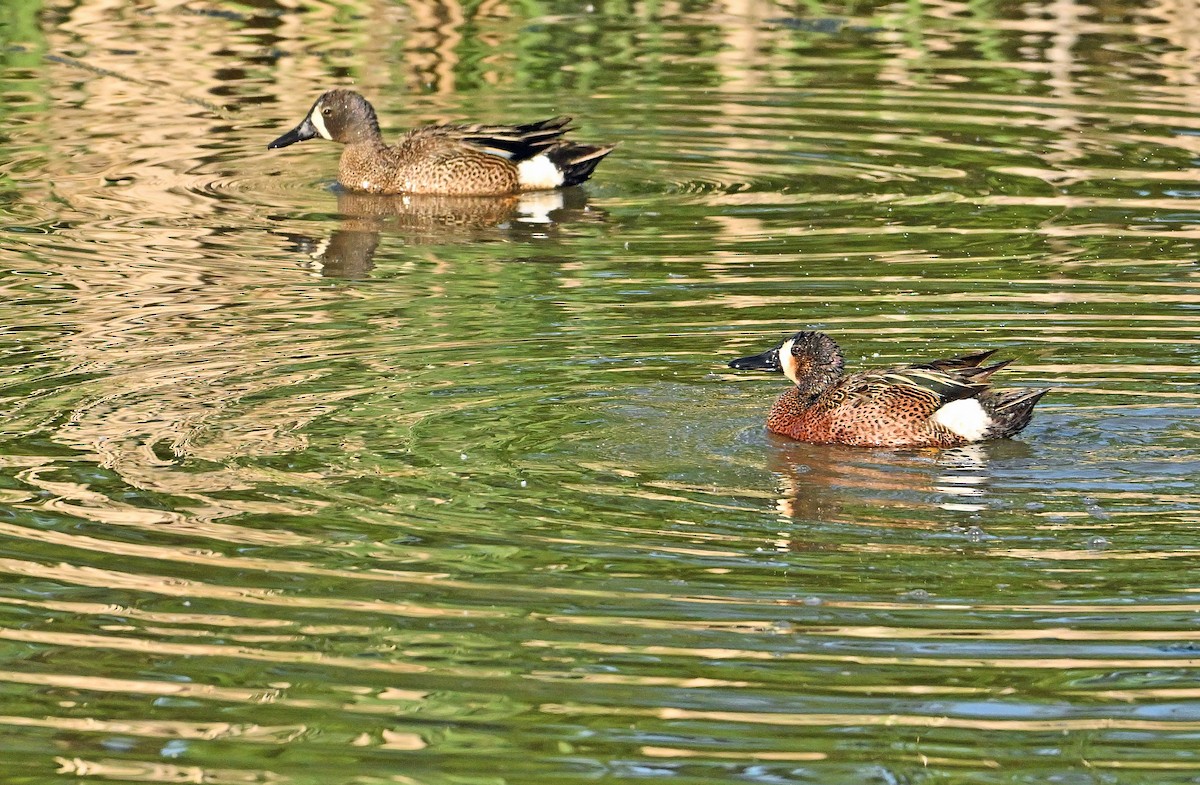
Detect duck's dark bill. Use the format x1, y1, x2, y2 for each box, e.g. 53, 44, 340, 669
728, 348, 780, 372
268, 117, 318, 150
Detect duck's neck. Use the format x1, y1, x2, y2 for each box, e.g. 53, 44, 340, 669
346, 105, 384, 145
794, 367, 841, 400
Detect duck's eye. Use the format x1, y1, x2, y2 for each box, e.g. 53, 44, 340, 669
322, 107, 333, 116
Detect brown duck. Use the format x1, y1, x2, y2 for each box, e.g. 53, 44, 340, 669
268, 89, 614, 196
729, 330, 1049, 448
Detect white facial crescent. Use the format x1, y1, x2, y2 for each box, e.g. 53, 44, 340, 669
778, 338, 799, 384
310, 103, 333, 140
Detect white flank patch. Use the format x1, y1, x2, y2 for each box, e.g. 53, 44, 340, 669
931, 398, 993, 442
517, 154, 564, 191
310, 103, 333, 140
778, 338, 799, 384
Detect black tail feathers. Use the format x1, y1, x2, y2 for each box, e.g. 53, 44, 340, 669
545, 142, 617, 187
981, 388, 1051, 439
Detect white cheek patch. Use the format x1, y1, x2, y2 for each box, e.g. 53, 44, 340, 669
517, 154, 564, 191
778, 338, 799, 384
931, 398, 993, 442
310, 103, 333, 140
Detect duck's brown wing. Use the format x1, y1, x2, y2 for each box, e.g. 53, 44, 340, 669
913, 348, 998, 372
412, 117, 574, 162
838, 361, 1009, 413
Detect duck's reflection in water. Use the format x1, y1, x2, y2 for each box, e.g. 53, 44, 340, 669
283, 187, 606, 277
765, 436, 1034, 543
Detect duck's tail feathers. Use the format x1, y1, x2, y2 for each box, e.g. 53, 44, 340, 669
542, 142, 616, 187
981, 388, 1051, 439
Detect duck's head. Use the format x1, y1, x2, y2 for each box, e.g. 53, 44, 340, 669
268, 89, 381, 149
728, 330, 845, 396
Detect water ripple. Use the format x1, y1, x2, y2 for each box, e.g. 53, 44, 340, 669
3, 2, 1200, 781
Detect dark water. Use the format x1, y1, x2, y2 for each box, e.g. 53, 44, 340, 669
2, 0, 1200, 782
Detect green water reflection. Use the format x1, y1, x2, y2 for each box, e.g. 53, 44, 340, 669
2, 0, 1200, 783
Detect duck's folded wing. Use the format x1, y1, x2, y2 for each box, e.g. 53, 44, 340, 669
913, 348, 997, 372
847, 362, 1008, 407
426, 117, 574, 160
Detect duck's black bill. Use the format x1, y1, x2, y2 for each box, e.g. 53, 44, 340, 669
728, 348, 780, 372
268, 117, 318, 150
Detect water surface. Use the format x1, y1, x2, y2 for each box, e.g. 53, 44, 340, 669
2, 0, 1200, 782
